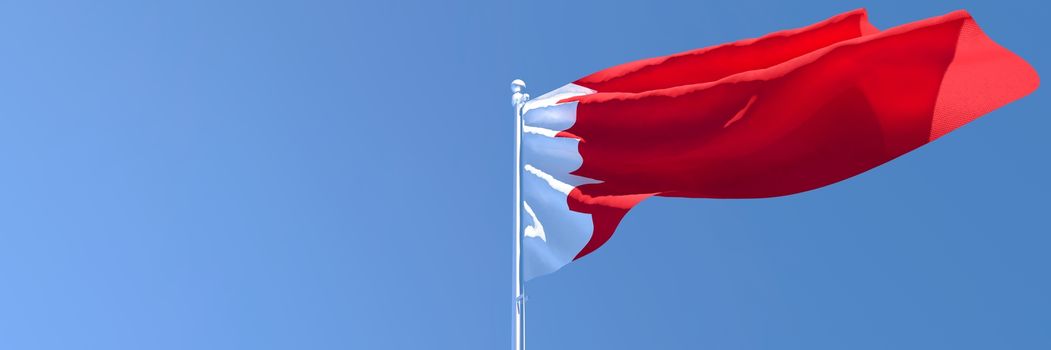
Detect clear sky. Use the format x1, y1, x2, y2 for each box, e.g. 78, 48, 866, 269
0, 1, 1047, 349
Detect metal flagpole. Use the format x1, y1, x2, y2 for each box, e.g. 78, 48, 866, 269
511, 79, 529, 350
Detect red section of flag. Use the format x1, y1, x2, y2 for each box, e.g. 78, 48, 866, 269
563, 10, 1038, 260
576, 9, 878, 93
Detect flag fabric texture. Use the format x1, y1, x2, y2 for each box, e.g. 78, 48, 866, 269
520, 9, 1038, 280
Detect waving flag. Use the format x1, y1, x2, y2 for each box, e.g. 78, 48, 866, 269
519, 9, 1038, 280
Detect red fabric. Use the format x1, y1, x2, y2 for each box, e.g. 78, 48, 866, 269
576, 9, 878, 93
563, 10, 1038, 260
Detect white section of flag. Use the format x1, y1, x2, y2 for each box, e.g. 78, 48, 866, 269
520, 84, 597, 281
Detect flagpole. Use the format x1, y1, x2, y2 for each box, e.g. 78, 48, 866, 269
511, 79, 529, 350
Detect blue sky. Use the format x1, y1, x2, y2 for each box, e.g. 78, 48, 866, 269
0, 0, 1047, 349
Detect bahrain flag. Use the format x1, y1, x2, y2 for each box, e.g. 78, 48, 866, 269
520, 9, 1038, 280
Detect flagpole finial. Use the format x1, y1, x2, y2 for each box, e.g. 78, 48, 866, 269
511, 79, 529, 109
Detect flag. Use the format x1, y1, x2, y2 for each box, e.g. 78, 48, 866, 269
520, 9, 1038, 280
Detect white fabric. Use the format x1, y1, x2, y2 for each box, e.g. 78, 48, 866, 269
520, 83, 597, 281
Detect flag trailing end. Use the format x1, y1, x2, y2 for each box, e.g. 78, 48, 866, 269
520, 9, 1038, 280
